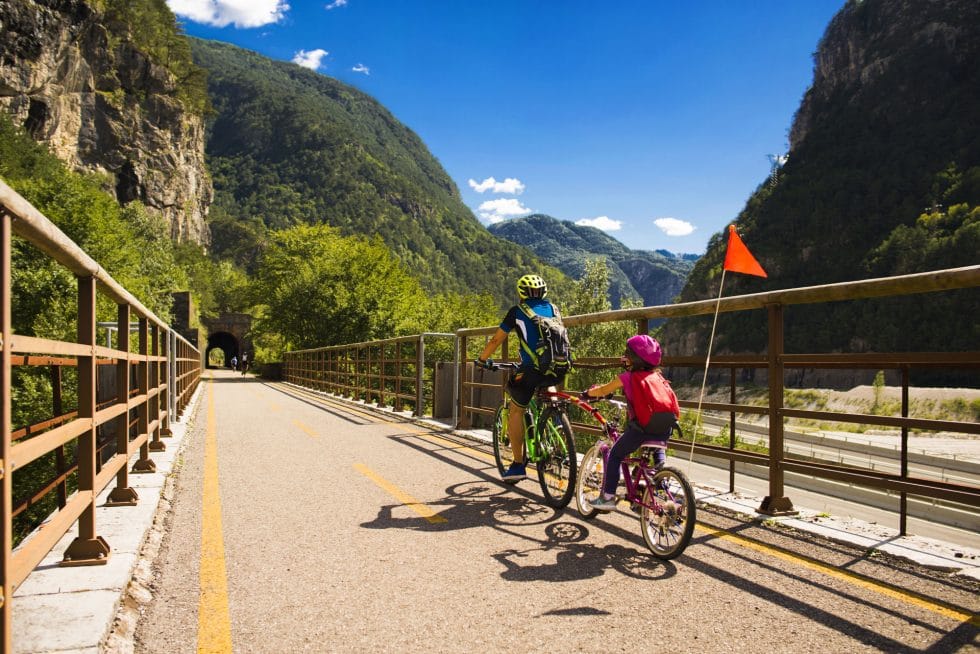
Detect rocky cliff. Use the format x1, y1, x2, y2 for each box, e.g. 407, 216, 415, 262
789, 0, 973, 150
0, 0, 210, 244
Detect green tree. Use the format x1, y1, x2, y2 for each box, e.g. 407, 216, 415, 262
563, 258, 638, 392
250, 224, 430, 352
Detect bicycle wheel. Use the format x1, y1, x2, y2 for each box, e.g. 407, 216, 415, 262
640, 466, 696, 560
574, 445, 605, 520
535, 408, 577, 508
491, 404, 517, 482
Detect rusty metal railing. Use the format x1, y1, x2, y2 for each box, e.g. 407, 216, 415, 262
0, 179, 201, 651
457, 266, 980, 529
284, 333, 455, 417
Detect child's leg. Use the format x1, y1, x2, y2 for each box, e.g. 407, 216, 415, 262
601, 428, 647, 497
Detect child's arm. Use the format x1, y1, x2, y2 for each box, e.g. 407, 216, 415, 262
583, 377, 623, 398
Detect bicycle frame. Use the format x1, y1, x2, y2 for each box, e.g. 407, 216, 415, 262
577, 397, 672, 511
489, 360, 585, 462
483, 360, 583, 507
521, 389, 580, 462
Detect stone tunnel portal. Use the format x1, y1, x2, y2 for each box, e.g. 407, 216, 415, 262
206, 331, 240, 368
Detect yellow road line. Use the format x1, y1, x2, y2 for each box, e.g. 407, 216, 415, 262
197, 381, 233, 653
292, 419, 319, 439
696, 524, 979, 626
353, 463, 447, 523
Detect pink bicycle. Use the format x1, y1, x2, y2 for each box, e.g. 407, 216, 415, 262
574, 397, 696, 560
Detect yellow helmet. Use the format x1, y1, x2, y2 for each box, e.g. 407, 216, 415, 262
516, 274, 548, 300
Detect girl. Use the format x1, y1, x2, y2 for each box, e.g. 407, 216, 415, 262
581, 334, 680, 510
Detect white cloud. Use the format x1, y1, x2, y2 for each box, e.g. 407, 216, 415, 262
166, 0, 289, 28
575, 216, 622, 231
293, 48, 329, 70
352, 63, 370, 75
654, 217, 696, 236
478, 198, 533, 223
468, 176, 526, 194
325, 0, 347, 8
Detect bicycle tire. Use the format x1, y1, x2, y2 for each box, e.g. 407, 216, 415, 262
574, 445, 605, 520
640, 466, 696, 560
536, 407, 577, 508
491, 404, 518, 483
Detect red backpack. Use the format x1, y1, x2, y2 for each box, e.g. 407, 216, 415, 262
628, 370, 679, 436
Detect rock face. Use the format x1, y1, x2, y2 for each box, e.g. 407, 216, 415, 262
789, 0, 972, 150
0, 0, 211, 244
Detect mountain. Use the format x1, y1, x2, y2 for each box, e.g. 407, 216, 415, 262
488, 214, 696, 308
0, 0, 211, 243
663, 0, 980, 358
190, 38, 560, 306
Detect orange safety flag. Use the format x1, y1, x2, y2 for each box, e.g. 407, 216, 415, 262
723, 225, 767, 278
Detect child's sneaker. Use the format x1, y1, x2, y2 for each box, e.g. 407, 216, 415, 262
502, 462, 526, 481
591, 494, 618, 511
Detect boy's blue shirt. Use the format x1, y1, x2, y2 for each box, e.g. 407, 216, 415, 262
499, 298, 556, 368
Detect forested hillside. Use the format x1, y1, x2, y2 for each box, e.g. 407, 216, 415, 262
663, 0, 980, 359
191, 38, 560, 306
488, 214, 695, 308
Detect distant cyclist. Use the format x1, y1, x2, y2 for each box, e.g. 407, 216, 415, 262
477, 274, 567, 481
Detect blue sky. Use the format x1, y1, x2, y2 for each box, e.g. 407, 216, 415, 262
166, 0, 844, 255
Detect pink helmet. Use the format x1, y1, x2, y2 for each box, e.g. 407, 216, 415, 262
626, 334, 662, 367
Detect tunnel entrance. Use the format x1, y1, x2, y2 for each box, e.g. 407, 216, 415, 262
206, 331, 240, 368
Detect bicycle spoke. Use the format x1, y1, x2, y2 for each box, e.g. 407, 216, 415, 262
536, 408, 577, 508
640, 466, 696, 560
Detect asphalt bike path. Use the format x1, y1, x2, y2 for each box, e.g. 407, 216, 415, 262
131, 369, 979, 653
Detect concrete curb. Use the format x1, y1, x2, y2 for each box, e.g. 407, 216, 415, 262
12, 382, 204, 654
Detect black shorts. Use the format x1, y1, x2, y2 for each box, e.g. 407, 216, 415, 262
506, 366, 566, 407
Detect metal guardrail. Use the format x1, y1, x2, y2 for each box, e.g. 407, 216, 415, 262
0, 179, 202, 651
284, 333, 456, 417
455, 265, 980, 532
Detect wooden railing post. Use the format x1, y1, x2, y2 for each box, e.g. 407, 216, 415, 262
457, 334, 469, 428
900, 366, 910, 535
416, 335, 425, 417
132, 318, 156, 472
61, 276, 111, 566
161, 328, 172, 437
758, 303, 796, 515
729, 365, 737, 493
107, 303, 138, 505
149, 324, 164, 452
1, 211, 13, 651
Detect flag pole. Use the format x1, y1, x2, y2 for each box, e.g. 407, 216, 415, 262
688, 267, 726, 472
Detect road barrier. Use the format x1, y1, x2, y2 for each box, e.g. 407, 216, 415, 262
0, 180, 201, 651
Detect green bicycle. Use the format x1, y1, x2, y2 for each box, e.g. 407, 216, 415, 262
482, 361, 578, 508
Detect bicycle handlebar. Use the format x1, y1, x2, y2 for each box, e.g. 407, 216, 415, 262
474, 359, 519, 371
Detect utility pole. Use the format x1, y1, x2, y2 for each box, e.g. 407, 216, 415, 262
767, 153, 788, 189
